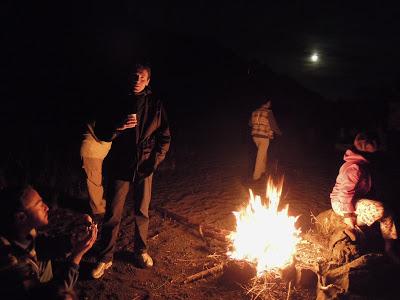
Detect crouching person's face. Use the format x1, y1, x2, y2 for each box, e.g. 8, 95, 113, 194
18, 187, 49, 228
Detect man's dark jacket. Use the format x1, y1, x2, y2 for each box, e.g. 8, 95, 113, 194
95, 88, 171, 181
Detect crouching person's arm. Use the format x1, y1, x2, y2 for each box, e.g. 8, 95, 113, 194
70, 222, 98, 266
54, 221, 98, 293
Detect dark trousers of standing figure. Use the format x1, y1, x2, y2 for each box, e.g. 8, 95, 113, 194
97, 175, 153, 262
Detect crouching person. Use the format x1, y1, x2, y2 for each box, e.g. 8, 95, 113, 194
330, 132, 399, 263
0, 185, 98, 299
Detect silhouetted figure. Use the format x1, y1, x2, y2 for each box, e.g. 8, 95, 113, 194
330, 132, 399, 263
0, 185, 97, 299
80, 117, 112, 216
249, 100, 282, 180
91, 62, 171, 279
80, 77, 140, 218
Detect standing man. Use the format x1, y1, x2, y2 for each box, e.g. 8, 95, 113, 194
249, 100, 282, 181
91, 62, 171, 279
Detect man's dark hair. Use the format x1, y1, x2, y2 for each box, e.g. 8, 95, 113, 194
135, 62, 151, 78
127, 61, 152, 91
0, 185, 32, 233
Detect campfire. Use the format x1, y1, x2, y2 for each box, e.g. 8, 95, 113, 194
162, 176, 320, 298
169, 175, 378, 299
227, 177, 301, 275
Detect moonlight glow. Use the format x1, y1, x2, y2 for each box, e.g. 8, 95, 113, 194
310, 53, 319, 63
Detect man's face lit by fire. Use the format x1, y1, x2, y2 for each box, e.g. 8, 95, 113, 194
21, 187, 49, 228
133, 68, 150, 94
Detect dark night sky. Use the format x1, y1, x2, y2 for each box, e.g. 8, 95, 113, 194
2, 1, 400, 102
134, 1, 400, 99
1, 1, 400, 186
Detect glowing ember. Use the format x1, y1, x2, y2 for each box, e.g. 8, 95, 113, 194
227, 177, 301, 275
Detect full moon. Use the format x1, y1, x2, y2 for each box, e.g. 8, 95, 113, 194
310, 53, 319, 62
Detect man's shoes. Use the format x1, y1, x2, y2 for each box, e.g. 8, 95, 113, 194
134, 252, 153, 269
91, 261, 113, 279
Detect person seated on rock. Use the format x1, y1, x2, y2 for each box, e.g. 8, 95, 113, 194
330, 131, 400, 263
0, 185, 97, 299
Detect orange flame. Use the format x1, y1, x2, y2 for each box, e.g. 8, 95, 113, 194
227, 177, 301, 275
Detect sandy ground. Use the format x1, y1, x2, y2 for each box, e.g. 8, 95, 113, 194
43, 119, 344, 300
43, 114, 378, 299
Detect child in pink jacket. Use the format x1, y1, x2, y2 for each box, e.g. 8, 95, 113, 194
330, 132, 399, 263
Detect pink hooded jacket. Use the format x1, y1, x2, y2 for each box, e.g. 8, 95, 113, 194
330, 149, 372, 216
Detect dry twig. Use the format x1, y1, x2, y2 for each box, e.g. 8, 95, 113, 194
286, 280, 292, 300
183, 263, 225, 284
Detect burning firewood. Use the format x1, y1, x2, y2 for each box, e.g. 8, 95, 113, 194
162, 177, 321, 299
220, 260, 257, 286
